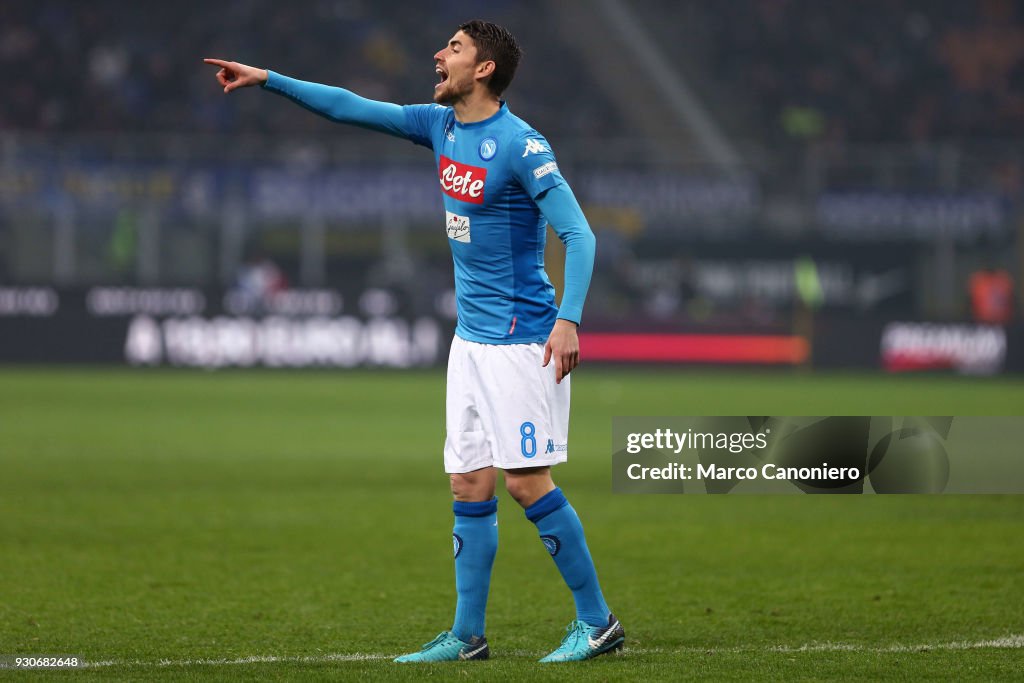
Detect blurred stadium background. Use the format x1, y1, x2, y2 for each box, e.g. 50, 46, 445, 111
1, 0, 1020, 373
2, 1, 1024, 678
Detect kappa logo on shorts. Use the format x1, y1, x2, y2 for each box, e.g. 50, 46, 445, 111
453, 533, 463, 559
540, 535, 561, 556
545, 439, 567, 454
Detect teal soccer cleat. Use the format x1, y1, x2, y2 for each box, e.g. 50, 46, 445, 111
539, 614, 625, 662
393, 631, 489, 662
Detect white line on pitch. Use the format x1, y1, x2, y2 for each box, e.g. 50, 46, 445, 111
637, 634, 1024, 655
80, 634, 1024, 669
83, 653, 392, 668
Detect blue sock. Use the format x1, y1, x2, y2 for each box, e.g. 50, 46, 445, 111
526, 488, 610, 628
451, 497, 498, 642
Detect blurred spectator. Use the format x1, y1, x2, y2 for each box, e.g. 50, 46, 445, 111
0, 0, 622, 141
969, 264, 1014, 324
6, 1, 1022, 153
234, 250, 288, 314
634, 0, 1024, 147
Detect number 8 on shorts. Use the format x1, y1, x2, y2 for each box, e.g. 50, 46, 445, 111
520, 421, 537, 457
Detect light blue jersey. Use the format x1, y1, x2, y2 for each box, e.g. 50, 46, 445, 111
403, 102, 570, 342
263, 72, 595, 344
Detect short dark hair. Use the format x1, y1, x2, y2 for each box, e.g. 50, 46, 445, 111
458, 20, 522, 97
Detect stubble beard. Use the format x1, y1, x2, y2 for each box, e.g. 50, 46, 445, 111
433, 73, 472, 106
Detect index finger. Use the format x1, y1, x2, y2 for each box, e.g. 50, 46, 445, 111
203, 58, 231, 68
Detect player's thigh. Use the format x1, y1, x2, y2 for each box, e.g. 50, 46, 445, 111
470, 341, 570, 470
444, 336, 494, 474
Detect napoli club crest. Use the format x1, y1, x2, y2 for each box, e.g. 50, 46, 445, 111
540, 535, 561, 556
453, 533, 463, 559
479, 137, 498, 161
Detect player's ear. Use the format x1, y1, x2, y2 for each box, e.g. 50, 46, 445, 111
475, 60, 496, 80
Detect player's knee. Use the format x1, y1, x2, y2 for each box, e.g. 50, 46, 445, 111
503, 478, 531, 507
450, 474, 473, 500
450, 472, 494, 502
504, 471, 553, 508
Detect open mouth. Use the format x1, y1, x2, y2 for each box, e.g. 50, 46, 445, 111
435, 65, 449, 87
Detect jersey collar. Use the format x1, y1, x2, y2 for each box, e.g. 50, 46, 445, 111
455, 101, 509, 129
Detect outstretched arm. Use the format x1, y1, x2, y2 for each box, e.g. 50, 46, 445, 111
535, 183, 597, 384
203, 58, 412, 139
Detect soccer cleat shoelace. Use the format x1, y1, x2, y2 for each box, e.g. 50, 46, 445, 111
420, 632, 449, 650
543, 620, 589, 659
560, 621, 589, 649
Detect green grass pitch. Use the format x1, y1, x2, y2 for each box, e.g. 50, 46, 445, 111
1, 367, 1022, 680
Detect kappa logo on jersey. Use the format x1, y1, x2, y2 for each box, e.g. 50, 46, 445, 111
439, 155, 487, 204
446, 211, 471, 243
522, 138, 548, 157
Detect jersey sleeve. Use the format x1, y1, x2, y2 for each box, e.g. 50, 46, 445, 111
401, 104, 448, 150
510, 131, 566, 199
533, 183, 596, 326
262, 70, 438, 144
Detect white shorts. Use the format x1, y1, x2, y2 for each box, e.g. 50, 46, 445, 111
444, 335, 570, 474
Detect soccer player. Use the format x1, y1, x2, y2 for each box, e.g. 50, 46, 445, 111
204, 19, 623, 663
